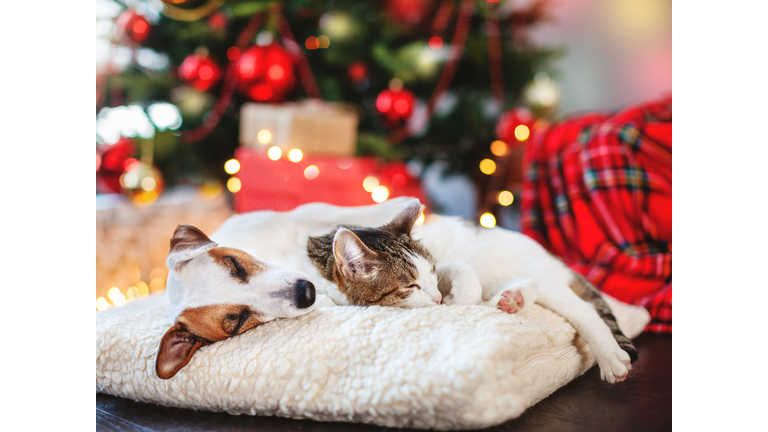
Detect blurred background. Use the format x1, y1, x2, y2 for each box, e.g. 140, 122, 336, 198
96, 0, 671, 327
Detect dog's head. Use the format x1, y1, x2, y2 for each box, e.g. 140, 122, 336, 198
156, 224, 316, 379
308, 199, 441, 308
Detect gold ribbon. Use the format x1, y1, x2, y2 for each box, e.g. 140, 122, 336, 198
160, 0, 226, 21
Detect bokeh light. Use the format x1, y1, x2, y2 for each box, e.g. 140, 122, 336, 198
479, 159, 497, 175
498, 191, 514, 206
96, 297, 110, 311
288, 149, 303, 162
371, 185, 390, 203
257, 129, 272, 144
224, 159, 241, 174
318, 35, 330, 48
304, 165, 319, 180
429, 36, 443, 49
514, 124, 530, 141
227, 177, 242, 193
416, 212, 426, 225
490, 140, 508, 156
305, 36, 319, 49
479, 213, 497, 228
267, 146, 282, 160
363, 176, 379, 192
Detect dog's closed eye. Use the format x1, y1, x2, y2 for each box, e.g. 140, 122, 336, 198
223, 255, 249, 281
222, 309, 250, 334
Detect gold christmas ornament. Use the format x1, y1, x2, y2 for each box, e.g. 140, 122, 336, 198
523, 73, 561, 118
120, 161, 164, 206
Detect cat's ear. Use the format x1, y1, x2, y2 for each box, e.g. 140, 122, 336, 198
155, 323, 210, 379
385, 199, 422, 235
333, 228, 378, 281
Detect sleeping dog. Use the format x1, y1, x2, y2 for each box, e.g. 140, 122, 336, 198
157, 198, 415, 379
158, 197, 635, 383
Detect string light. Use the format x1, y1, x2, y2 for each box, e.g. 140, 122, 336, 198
224, 159, 241, 174
479, 159, 497, 175
96, 297, 110, 311
136, 281, 149, 296
126, 287, 140, 300
498, 191, 514, 206
288, 149, 303, 162
479, 213, 497, 228
490, 140, 508, 156
514, 124, 530, 141
429, 36, 443, 49
371, 185, 389, 203
257, 129, 272, 144
318, 35, 330, 48
267, 146, 282, 160
226, 46, 241, 60
108, 287, 126, 306
363, 176, 379, 192
305, 36, 319, 49
227, 177, 242, 193
304, 165, 319, 180
150, 277, 166, 292
141, 176, 156, 192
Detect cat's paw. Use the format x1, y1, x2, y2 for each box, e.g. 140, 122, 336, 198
597, 346, 633, 383
487, 278, 537, 314
494, 290, 525, 314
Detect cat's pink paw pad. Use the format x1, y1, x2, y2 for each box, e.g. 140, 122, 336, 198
496, 290, 521, 314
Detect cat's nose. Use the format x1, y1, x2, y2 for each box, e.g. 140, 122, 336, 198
432, 292, 442, 305
294, 279, 316, 309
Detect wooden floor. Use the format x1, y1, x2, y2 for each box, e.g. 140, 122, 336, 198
97, 333, 671, 432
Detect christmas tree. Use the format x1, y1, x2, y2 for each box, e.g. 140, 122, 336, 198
96, 0, 562, 220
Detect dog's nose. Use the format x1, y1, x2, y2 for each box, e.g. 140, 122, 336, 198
294, 279, 316, 309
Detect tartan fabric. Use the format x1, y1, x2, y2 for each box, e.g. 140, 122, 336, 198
521, 96, 672, 333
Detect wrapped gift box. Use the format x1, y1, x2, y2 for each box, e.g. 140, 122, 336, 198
239, 100, 359, 157
233, 148, 427, 213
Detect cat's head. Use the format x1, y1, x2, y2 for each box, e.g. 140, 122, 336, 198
308, 200, 441, 308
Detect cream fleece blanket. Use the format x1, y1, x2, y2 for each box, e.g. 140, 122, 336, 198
96, 293, 649, 430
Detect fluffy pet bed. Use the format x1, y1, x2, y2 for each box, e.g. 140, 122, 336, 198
96, 293, 649, 430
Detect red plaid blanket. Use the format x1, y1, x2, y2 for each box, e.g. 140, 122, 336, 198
521, 96, 672, 333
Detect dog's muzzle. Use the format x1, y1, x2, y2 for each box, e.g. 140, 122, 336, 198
294, 279, 316, 309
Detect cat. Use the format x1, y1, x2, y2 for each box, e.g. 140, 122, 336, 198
306, 199, 637, 383
210, 197, 637, 383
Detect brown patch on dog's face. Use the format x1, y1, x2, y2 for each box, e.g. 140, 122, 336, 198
155, 304, 265, 379
207, 247, 267, 284
177, 304, 265, 341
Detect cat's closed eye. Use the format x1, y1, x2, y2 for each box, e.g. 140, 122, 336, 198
408, 284, 421, 290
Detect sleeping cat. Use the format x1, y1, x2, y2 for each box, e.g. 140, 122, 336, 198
306, 199, 637, 383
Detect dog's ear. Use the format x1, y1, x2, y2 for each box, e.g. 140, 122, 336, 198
167, 224, 218, 271
384, 199, 421, 235
155, 323, 210, 380
333, 228, 378, 281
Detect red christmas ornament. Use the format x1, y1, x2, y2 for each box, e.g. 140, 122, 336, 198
386, 0, 434, 25
97, 137, 136, 193
347, 62, 369, 83
495, 107, 536, 146
207, 11, 229, 31
236, 45, 297, 103
116, 9, 151, 44
179, 52, 222, 92
376, 88, 416, 124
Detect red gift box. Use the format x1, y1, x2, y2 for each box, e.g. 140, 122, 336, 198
232, 148, 427, 213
